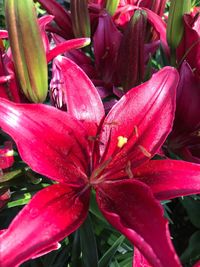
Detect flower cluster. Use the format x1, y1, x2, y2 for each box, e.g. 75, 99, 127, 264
0, 0, 200, 267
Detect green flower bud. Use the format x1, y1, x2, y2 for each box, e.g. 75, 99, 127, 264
71, 0, 91, 38
106, 0, 120, 16
167, 0, 191, 50
5, 0, 48, 103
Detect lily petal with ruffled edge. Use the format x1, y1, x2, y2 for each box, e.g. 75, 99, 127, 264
53, 56, 105, 135
0, 99, 89, 185
134, 159, 200, 200
96, 179, 181, 267
99, 67, 179, 169
0, 183, 90, 267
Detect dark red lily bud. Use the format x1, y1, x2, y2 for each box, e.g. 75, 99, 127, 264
71, 0, 91, 37
116, 9, 147, 92
93, 10, 122, 84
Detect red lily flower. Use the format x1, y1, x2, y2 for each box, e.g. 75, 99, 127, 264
0, 44, 22, 103
0, 141, 14, 170
93, 10, 122, 84
0, 141, 14, 209
168, 61, 200, 163
177, 13, 200, 77
0, 63, 200, 267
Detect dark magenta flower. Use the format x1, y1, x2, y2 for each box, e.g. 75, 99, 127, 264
168, 61, 200, 163
0, 141, 14, 170
0, 63, 200, 267
93, 10, 122, 84
176, 12, 200, 77
0, 141, 14, 210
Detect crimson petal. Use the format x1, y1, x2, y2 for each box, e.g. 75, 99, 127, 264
0, 183, 90, 267
143, 8, 170, 56
53, 56, 105, 135
0, 30, 8, 39
0, 98, 89, 185
99, 67, 179, 169
133, 247, 152, 267
0, 141, 14, 169
134, 159, 200, 200
47, 38, 91, 62
37, 0, 73, 39
96, 179, 181, 267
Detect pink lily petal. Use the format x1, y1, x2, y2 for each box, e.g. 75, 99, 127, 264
0, 183, 90, 267
177, 14, 200, 77
168, 61, 200, 161
37, 0, 73, 39
0, 59, 22, 103
138, 0, 167, 17
0, 189, 10, 210
0, 141, 14, 169
133, 247, 152, 267
113, 5, 135, 27
193, 260, 200, 267
47, 38, 91, 62
96, 179, 181, 267
53, 56, 105, 135
0, 30, 8, 39
175, 61, 200, 133
51, 34, 97, 79
99, 67, 179, 169
0, 98, 89, 185
38, 15, 54, 54
93, 10, 122, 83
134, 159, 200, 200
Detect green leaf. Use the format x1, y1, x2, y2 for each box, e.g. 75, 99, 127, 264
89, 190, 108, 225
99, 235, 125, 267
181, 230, 200, 264
7, 192, 32, 208
0, 169, 22, 183
71, 230, 81, 267
181, 197, 200, 228
80, 214, 98, 267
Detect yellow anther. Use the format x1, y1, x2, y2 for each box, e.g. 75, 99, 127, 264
4, 150, 14, 157
117, 136, 128, 148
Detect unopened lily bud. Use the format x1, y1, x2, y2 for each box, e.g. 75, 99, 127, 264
117, 10, 147, 92
167, 0, 191, 50
105, 0, 120, 16
5, 0, 48, 103
71, 0, 91, 38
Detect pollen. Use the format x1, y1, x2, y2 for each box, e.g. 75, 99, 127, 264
4, 150, 14, 157
117, 136, 128, 148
